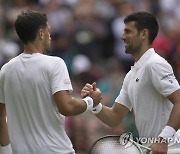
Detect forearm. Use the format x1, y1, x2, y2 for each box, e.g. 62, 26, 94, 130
158, 90, 180, 140
157, 104, 180, 144
95, 103, 129, 128
96, 106, 121, 127
167, 89, 180, 130
64, 97, 89, 116
54, 91, 93, 116
167, 102, 180, 130
0, 111, 10, 146
54, 88, 102, 116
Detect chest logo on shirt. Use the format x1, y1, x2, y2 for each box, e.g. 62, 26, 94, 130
169, 79, 173, 83
136, 78, 139, 82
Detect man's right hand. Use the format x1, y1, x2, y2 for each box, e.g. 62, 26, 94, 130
81, 83, 94, 98
81, 82, 102, 107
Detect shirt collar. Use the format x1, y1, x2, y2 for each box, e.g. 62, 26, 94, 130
133, 48, 155, 69
20, 53, 41, 58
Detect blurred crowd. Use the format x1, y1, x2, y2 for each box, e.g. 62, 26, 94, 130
0, 0, 180, 153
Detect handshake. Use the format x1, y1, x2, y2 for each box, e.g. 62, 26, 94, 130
81, 82, 103, 114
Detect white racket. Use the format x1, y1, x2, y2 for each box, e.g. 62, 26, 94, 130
89, 133, 180, 154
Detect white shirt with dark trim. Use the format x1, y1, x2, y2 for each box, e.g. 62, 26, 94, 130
0, 53, 75, 154
115, 48, 180, 138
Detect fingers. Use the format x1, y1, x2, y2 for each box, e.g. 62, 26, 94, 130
148, 142, 168, 154
96, 88, 101, 92
81, 82, 101, 99
81, 90, 89, 98
89, 90, 102, 106
146, 149, 151, 154
92, 82, 96, 91
86, 83, 94, 89
81, 83, 94, 98
146, 145, 151, 154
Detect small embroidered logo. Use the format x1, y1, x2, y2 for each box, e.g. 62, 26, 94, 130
136, 78, 139, 82
169, 80, 173, 83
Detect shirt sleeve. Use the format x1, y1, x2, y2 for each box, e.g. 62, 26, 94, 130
0, 69, 5, 104
149, 61, 180, 97
115, 73, 132, 111
50, 58, 73, 95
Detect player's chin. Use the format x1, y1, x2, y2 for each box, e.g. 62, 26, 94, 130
125, 44, 128, 49
125, 49, 130, 54
125, 47, 133, 54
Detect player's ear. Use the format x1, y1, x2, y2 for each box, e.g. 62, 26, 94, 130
37, 28, 44, 40
140, 29, 148, 40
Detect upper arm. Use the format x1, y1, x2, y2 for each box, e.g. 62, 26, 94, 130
167, 89, 180, 105
50, 58, 72, 95
53, 90, 87, 116
0, 103, 5, 118
115, 73, 132, 111
167, 89, 180, 130
0, 70, 5, 104
53, 90, 72, 115
149, 61, 180, 97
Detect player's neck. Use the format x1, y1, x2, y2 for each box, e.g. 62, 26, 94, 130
133, 45, 151, 62
24, 43, 43, 54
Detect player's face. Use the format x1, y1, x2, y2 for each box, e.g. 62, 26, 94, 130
43, 23, 51, 54
121, 21, 142, 55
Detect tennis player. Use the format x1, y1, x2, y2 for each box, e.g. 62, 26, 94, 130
81, 11, 180, 154
0, 10, 101, 154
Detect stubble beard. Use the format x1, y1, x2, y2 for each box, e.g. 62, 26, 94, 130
125, 42, 142, 56
43, 40, 51, 54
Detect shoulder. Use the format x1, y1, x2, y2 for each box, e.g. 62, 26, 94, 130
35, 55, 66, 71
1, 56, 20, 72
146, 52, 172, 71
145, 53, 173, 77
42, 55, 65, 65
40, 55, 68, 74
123, 70, 132, 85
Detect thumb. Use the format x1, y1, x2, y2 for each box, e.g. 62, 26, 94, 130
92, 82, 96, 91
146, 145, 152, 154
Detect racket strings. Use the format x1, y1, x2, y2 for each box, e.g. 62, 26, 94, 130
89, 136, 142, 154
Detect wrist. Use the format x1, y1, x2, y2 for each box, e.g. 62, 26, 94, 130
82, 96, 94, 112
159, 126, 176, 140
0, 144, 12, 154
157, 136, 168, 144
92, 103, 103, 114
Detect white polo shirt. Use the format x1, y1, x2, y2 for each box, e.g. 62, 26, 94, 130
115, 48, 180, 138
0, 53, 75, 154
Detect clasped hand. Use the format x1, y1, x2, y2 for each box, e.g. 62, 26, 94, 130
81, 82, 102, 107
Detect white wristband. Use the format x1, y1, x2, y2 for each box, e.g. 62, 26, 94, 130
1, 144, 12, 154
82, 96, 94, 112
92, 103, 102, 114
159, 126, 176, 139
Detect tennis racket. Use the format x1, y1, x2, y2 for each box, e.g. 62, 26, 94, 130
89, 133, 180, 154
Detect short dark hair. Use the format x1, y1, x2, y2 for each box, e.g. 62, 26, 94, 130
124, 11, 159, 44
15, 10, 48, 44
